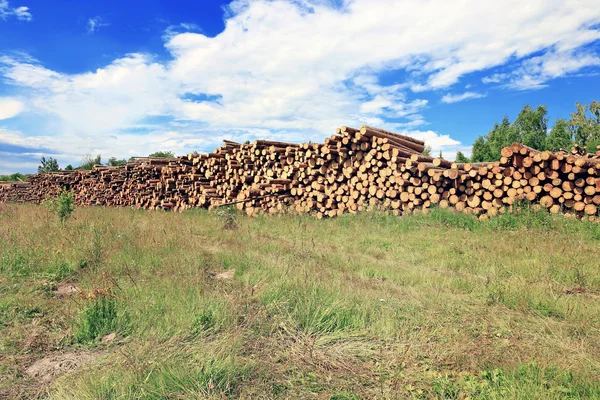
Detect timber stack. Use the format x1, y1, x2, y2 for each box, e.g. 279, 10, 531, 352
1, 124, 599, 221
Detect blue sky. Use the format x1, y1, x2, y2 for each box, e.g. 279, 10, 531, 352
1, 0, 599, 173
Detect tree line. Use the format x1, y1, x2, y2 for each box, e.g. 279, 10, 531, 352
0, 172, 28, 182
0, 151, 177, 181
457, 100, 600, 163
36, 151, 176, 174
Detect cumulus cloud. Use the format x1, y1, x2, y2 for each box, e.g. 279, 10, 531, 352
0, 98, 24, 119
1, 0, 600, 171
0, 0, 31, 21
87, 16, 109, 33
408, 129, 470, 160
441, 92, 486, 104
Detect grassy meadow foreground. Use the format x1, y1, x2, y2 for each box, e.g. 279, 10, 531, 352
1, 205, 600, 399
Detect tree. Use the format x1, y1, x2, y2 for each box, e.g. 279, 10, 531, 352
438, 150, 443, 159
470, 136, 492, 162
514, 105, 548, 151
468, 108, 529, 163
107, 157, 128, 167
422, 145, 432, 157
568, 101, 600, 148
65, 164, 73, 170
149, 151, 175, 158
455, 151, 469, 163
38, 156, 60, 174
486, 116, 518, 159
546, 118, 573, 151
465, 100, 598, 161
79, 154, 102, 170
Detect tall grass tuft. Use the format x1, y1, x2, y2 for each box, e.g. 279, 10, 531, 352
263, 284, 370, 334
74, 293, 130, 343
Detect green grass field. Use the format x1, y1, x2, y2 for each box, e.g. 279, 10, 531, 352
1, 204, 600, 399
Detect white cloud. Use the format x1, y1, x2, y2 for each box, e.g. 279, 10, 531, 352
481, 49, 600, 89
508, 49, 600, 89
87, 16, 109, 34
404, 129, 468, 161
0, 98, 24, 119
13, 5, 30, 21
1, 0, 600, 171
0, 0, 7, 17
441, 92, 486, 104
0, 0, 31, 21
164, 22, 202, 39
482, 73, 509, 84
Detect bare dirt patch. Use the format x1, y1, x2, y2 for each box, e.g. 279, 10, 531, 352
54, 283, 80, 297
102, 332, 117, 343
214, 269, 235, 280
25, 352, 100, 384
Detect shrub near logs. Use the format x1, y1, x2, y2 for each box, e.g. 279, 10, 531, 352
1, 125, 600, 221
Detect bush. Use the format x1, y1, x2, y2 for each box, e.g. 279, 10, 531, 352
214, 206, 240, 230
44, 188, 75, 224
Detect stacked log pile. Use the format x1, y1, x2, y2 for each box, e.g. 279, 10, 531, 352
498, 143, 600, 219
0, 181, 33, 203
1, 125, 599, 221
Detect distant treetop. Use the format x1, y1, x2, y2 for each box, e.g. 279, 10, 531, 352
149, 151, 175, 158
38, 156, 60, 174
107, 157, 128, 167
78, 154, 102, 170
